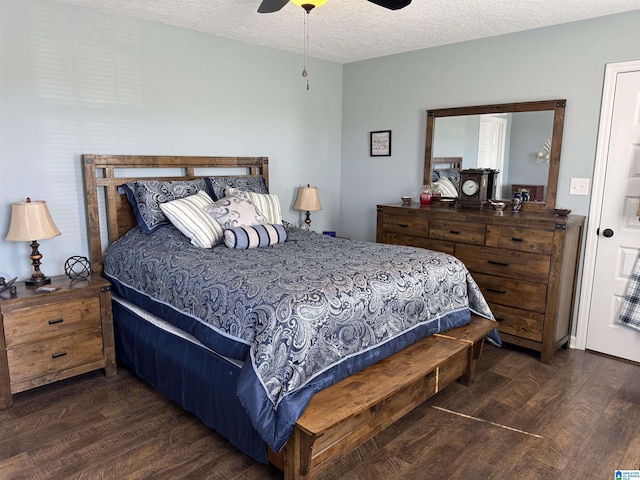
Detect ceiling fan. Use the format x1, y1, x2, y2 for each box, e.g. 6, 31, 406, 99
259, 0, 411, 90
258, 0, 412, 13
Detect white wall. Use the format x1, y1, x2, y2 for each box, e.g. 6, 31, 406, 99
340, 10, 640, 241
0, 1, 343, 281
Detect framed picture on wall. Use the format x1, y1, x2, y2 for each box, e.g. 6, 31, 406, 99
370, 130, 391, 156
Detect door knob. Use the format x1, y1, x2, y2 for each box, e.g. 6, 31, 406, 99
602, 228, 614, 238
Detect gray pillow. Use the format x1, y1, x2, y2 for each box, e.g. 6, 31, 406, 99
205, 176, 268, 201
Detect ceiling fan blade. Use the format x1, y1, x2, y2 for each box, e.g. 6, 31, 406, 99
367, 0, 412, 10
258, 0, 290, 13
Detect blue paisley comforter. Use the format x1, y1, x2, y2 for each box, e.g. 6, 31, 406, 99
104, 224, 497, 451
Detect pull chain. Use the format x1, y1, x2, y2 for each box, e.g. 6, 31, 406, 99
302, 9, 310, 90
298, 4, 317, 90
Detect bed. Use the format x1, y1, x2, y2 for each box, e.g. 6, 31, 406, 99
431, 156, 462, 197
82, 154, 499, 479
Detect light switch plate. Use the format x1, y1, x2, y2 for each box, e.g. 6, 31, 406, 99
570, 178, 589, 195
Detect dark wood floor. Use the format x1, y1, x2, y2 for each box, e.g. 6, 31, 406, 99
1, 344, 639, 479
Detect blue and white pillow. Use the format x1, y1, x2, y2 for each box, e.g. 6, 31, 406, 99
223, 224, 287, 249
206, 176, 268, 201
204, 191, 268, 230
121, 178, 208, 234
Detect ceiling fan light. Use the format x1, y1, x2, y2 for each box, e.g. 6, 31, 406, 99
291, 0, 328, 9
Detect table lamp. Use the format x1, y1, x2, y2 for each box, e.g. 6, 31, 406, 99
5, 197, 61, 286
293, 184, 322, 230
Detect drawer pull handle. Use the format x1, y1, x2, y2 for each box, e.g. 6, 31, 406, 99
488, 260, 509, 267
398, 224, 409, 228
495, 317, 504, 322
48, 318, 64, 325
449, 230, 461, 235
486, 288, 507, 294
511, 237, 524, 242
51, 351, 67, 359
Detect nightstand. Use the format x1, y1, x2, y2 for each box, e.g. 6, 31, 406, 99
0, 274, 116, 408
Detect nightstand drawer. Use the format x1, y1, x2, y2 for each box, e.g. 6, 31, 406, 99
2, 297, 102, 347
7, 329, 104, 385
429, 220, 485, 245
455, 244, 550, 283
485, 225, 553, 255
382, 214, 429, 237
474, 272, 547, 313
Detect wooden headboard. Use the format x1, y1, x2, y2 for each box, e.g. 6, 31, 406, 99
432, 157, 462, 171
82, 154, 269, 274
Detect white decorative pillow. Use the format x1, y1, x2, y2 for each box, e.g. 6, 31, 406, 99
224, 224, 287, 249
204, 191, 268, 230
227, 187, 282, 225
159, 190, 223, 248
434, 176, 459, 197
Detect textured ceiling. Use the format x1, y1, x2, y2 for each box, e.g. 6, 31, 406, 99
63, 0, 640, 63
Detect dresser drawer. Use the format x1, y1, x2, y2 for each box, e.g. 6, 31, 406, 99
6, 329, 104, 385
2, 297, 102, 348
429, 220, 485, 245
419, 238, 455, 255
489, 303, 544, 342
473, 272, 547, 313
382, 214, 429, 237
455, 244, 550, 283
485, 225, 553, 255
381, 233, 455, 254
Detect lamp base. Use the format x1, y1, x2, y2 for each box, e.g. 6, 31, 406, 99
25, 276, 51, 287
303, 210, 312, 230
25, 239, 51, 287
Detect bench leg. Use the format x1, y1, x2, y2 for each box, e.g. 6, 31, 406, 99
284, 427, 315, 480
458, 339, 484, 386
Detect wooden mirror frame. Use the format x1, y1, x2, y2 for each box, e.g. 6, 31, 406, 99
423, 99, 566, 212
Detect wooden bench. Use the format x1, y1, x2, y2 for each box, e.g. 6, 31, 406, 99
271, 315, 497, 480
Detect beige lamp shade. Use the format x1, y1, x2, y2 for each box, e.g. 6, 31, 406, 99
6, 198, 61, 242
293, 185, 323, 212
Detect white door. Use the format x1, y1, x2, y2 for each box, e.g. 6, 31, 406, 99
584, 66, 640, 363
477, 115, 507, 196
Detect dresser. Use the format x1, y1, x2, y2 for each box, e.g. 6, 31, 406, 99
0, 274, 116, 408
376, 203, 585, 363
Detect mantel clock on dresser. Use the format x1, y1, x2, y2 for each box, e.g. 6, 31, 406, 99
458, 169, 489, 208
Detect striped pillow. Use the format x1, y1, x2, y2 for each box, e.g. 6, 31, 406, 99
159, 190, 223, 248
223, 224, 287, 249
227, 188, 282, 225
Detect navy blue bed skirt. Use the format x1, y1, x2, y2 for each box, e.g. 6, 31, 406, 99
112, 299, 268, 463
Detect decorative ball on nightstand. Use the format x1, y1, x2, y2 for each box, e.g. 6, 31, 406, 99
64, 256, 91, 279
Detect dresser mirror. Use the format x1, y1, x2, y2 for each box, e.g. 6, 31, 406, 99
423, 99, 566, 211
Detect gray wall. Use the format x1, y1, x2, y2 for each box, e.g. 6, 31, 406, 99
0, 1, 343, 281
2, 2, 640, 284
340, 11, 640, 241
